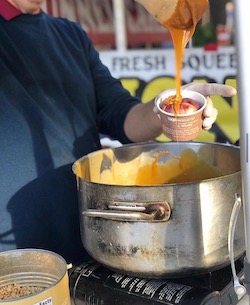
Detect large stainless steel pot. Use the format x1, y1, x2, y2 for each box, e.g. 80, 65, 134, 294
72, 142, 245, 278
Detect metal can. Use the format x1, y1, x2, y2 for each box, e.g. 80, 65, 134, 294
0, 248, 71, 305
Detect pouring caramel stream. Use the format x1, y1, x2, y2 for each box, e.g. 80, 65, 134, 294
135, 0, 208, 114
160, 0, 208, 113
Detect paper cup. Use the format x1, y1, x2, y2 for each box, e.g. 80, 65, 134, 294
155, 89, 207, 141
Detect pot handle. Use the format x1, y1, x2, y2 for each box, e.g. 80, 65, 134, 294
228, 193, 246, 300
82, 202, 171, 222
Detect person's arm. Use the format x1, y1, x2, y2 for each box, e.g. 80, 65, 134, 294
124, 82, 237, 142
124, 100, 161, 142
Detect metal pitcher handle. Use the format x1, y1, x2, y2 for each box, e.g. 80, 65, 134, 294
228, 193, 246, 300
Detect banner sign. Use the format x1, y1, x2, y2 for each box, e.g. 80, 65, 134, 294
100, 46, 239, 144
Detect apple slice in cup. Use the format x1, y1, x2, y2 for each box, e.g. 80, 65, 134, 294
161, 96, 200, 115
155, 90, 207, 141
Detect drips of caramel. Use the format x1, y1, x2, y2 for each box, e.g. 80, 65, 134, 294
163, 95, 177, 106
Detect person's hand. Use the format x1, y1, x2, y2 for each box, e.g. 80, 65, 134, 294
154, 82, 237, 131
181, 82, 237, 97
182, 82, 237, 130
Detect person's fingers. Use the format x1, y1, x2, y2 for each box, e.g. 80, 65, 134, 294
182, 82, 237, 97
203, 97, 214, 117
203, 113, 217, 130
202, 97, 218, 130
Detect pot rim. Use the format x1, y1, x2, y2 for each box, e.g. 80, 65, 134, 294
73, 141, 241, 187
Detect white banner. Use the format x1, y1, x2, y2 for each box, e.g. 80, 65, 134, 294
100, 46, 236, 83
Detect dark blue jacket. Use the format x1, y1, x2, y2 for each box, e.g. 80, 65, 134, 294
0, 12, 139, 263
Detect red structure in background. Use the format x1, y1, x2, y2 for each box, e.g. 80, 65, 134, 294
45, 0, 172, 48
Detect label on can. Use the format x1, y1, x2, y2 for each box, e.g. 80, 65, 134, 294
33, 297, 53, 305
